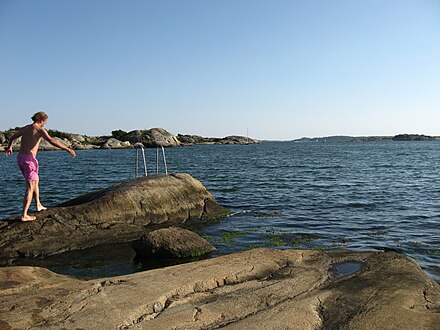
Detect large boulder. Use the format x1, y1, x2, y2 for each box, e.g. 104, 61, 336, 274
149, 128, 181, 147
71, 141, 97, 150
0, 132, 6, 144
100, 138, 131, 149
70, 134, 86, 143
124, 128, 181, 147
0, 249, 439, 329
0, 174, 226, 264
132, 226, 216, 258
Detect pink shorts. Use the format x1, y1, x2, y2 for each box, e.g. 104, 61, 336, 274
17, 153, 39, 181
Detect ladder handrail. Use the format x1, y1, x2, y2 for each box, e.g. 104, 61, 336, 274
134, 143, 168, 177
134, 143, 147, 177
161, 145, 168, 174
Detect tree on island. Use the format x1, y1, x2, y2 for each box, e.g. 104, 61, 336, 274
111, 129, 127, 141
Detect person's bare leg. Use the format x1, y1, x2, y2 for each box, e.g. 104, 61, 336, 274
34, 175, 47, 212
22, 180, 37, 221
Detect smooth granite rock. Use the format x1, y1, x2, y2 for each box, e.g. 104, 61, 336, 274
124, 128, 181, 147
132, 226, 216, 258
0, 174, 226, 265
0, 249, 438, 329
71, 141, 97, 150
70, 133, 86, 142
101, 138, 131, 149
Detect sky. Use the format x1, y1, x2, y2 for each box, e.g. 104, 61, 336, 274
0, 0, 439, 140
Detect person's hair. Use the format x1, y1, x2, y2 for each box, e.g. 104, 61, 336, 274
31, 111, 48, 123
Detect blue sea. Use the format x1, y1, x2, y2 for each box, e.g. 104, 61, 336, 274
1, 141, 439, 282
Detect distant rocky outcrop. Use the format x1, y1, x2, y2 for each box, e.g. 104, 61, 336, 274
293, 136, 392, 143
177, 134, 259, 146
39, 137, 72, 150
71, 141, 97, 150
100, 138, 131, 149
132, 226, 216, 259
1, 127, 257, 150
350, 136, 393, 142
0, 248, 439, 329
220, 135, 259, 144
392, 134, 440, 141
293, 134, 440, 143
0, 174, 227, 264
121, 128, 181, 147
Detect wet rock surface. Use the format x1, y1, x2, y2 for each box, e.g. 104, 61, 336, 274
0, 249, 439, 329
0, 174, 226, 265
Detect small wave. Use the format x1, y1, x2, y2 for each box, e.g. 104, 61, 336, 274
404, 214, 438, 221
216, 186, 239, 192
373, 246, 404, 253
231, 210, 282, 218
308, 184, 336, 189
344, 202, 377, 209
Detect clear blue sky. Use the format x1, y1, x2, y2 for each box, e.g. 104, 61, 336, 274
1, 0, 439, 140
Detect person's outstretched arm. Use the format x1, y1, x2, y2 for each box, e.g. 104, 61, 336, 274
39, 128, 76, 157
5, 127, 25, 156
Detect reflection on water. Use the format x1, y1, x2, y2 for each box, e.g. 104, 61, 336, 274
12, 242, 208, 280
1, 141, 439, 282
332, 262, 364, 278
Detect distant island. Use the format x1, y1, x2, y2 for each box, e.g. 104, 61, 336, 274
292, 134, 440, 143
0, 127, 259, 152
1, 129, 439, 152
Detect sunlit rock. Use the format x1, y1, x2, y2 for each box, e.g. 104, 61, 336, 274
0, 249, 438, 329
132, 226, 216, 258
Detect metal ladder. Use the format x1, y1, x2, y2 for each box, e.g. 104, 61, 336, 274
134, 143, 168, 177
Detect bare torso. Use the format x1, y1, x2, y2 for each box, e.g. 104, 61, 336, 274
19, 124, 44, 157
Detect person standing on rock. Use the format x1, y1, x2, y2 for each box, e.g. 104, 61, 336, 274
5, 111, 76, 221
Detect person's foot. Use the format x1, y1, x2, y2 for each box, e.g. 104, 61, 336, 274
21, 214, 37, 222
36, 204, 47, 212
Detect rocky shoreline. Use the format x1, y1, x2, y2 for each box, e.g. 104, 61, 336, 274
1, 174, 440, 328
0, 127, 259, 152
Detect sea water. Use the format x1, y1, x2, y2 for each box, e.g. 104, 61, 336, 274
1, 141, 439, 281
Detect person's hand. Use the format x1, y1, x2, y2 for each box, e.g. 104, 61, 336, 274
68, 148, 76, 158
5, 147, 12, 157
